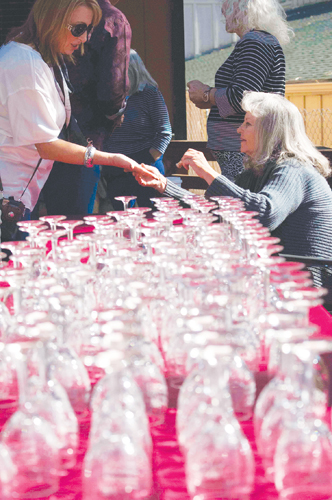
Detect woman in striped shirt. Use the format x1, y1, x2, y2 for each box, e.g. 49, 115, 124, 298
102, 49, 172, 210
188, 0, 293, 181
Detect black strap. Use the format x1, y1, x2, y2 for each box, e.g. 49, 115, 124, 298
19, 157, 43, 201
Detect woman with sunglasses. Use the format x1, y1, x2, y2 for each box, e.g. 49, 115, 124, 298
0, 0, 139, 239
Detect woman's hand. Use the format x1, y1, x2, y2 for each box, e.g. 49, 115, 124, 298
133, 164, 167, 193
107, 153, 141, 172
177, 149, 220, 185
36, 139, 140, 172
187, 80, 212, 109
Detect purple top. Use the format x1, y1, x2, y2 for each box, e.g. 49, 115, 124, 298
67, 0, 132, 149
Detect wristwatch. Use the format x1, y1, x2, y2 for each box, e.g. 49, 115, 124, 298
202, 87, 212, 103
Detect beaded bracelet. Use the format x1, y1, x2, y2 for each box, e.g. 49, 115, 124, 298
84, 139, 96, 168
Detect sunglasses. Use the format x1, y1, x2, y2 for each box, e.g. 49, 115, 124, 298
67, 22, 93, 38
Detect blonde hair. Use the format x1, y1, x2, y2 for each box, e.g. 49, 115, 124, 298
128, 49, 158, 96
7, 0, 102, 66
241, 91, 331, 178
221, 0, 294, 46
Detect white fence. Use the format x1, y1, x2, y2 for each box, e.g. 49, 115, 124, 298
184, 0, 325, 60
184, 0, 237, 59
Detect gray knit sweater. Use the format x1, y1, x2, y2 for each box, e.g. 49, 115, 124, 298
165, 159, 332, 287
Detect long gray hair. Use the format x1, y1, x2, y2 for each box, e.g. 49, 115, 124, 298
221, 0, 293, 46
241, 92, 331, 178
128, 49, 158, 96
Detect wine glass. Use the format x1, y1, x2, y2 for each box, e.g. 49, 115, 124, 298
258, 335, 330, 483
39, 215, 67, 231
274, 339, 332, 500
16, 221, 48, 248
57, 219, 84, 240
114, 195, 137, 211
83, 429, 152, 500
1, 342, 60, 498
39, 229, 67, 261
0, 241, 31, 269
46, 339, 91, 419
184, 345, 255, 500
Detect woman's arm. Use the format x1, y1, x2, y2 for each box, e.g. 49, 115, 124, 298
205, 163, 305, 231
177, 149, 220, 184
146, 87, 173, 158
213, 39, 277, 118
35, 139, 139, 171
188, 38, 280, 116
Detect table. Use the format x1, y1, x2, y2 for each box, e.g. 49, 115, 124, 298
0, 305, 331, 500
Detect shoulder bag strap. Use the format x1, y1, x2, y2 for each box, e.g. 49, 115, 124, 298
19, 157, 43, 202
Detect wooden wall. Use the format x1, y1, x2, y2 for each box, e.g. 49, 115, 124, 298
119, 0, 187, 139
0, 0, 34, 46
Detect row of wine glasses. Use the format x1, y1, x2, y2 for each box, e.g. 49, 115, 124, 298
0, 193, 329, 499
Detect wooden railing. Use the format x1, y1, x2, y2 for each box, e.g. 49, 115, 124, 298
177, 82, 332, 191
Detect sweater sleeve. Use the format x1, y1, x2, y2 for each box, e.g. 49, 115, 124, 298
206, 164, 306, 231
145, 87, 172, 154
214, 38, 275, 118
164, 179, 194, 202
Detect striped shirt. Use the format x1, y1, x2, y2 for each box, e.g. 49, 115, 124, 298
105, 84, 172, 155
207, 30, 285, 152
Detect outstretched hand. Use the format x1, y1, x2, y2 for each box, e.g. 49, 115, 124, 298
176, 149, 219, 185
133, 164, 167, 193
110, 153, 141, 172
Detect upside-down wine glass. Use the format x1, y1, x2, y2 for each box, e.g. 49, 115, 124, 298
274, 339, 332, 500
184, 345, 255, 500
114, 195, 137, 211
39, 215, 67, 231
1, 341, 60, 498
57, 220, 84, 241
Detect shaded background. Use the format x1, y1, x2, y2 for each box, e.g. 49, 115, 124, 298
0, 0, 187, 139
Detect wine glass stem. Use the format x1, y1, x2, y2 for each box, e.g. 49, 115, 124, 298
13, 287, 22, 315
16, 353, 27, 407
37, 343, 47, 388
12, 257, 19, 269
130, 224, 138, 246
123, 202, 129, 211
89, 242, 97, 266
146, 242, 153, 261
51, 237, 58, 260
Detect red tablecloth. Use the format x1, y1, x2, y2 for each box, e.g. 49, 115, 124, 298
1, 305, 331, 500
